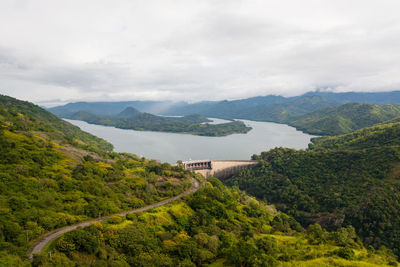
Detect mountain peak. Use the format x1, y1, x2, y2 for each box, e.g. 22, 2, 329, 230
116, 106, 141, 118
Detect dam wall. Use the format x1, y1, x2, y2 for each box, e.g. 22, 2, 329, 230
183, 160, 258, 179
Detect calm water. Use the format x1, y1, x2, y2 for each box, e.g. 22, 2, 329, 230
66, 119, 315, 163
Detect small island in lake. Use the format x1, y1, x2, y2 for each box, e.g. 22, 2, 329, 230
60, 107, 252, 136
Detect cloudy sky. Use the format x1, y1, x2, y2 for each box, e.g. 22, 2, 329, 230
0, 0, 399, 106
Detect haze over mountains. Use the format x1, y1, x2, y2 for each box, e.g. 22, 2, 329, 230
50, 91, 400, 136
49, 91, 400, 117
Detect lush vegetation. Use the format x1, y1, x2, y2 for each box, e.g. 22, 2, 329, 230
64, 108, 252, 136
290, 103, 400, 135
226, 121, 400, 258
2, 94, 400, 266
309, 121, 400, 151
0, 95, 194, 263
0, 95, 113, 153
32, 178, 397, 266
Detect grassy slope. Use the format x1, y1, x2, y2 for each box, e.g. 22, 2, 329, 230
0, 95, 194, 262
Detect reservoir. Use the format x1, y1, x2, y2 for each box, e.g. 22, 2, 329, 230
66, 119, 315, 163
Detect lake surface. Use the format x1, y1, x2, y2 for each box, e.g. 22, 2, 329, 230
66, 119, 316, 163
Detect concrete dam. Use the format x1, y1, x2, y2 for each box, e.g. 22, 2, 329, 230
182, 160, 259, 179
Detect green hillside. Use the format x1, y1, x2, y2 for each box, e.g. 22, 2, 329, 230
1, 95, 396, 266
0, 95, 113, 153
0, 96, 194, 263
32, 178, 397, 267
290, 103, 400, 135
309, 121, 400, 150
226, 121, 400, 258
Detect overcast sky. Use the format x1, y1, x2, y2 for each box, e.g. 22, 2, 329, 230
0, 0, 399, 106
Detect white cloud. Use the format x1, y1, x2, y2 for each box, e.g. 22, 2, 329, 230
0, 0, 399, 105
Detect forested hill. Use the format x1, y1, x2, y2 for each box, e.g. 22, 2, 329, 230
225, 120, 400, 258
0, 95, 113, 153
62, 108, 252, 137
289, 103, 400, 135
1, 95, 397, 266
0, 95, 195, 263
309, 121, 400, 150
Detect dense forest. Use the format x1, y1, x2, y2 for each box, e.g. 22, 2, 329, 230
62, 108, 252, 137
30, 178, 397, 266
0, 95, 194, 263
226, 121, 400, 258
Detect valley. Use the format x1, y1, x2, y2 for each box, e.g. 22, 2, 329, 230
1, 94, 400, 266
2, 1, 400, 265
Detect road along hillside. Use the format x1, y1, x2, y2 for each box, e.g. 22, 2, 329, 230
28, 178, 199, 260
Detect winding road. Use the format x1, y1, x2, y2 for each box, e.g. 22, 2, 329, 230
28, 178, 200, 260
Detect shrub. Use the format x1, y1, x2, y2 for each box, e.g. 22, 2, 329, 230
335, 247, 355, 260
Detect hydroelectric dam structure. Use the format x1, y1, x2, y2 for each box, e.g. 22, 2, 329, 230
182, 160, 259, 179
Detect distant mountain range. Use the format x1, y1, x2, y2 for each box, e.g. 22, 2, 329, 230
49, 91, 400, 135
49, 91, 400, 118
